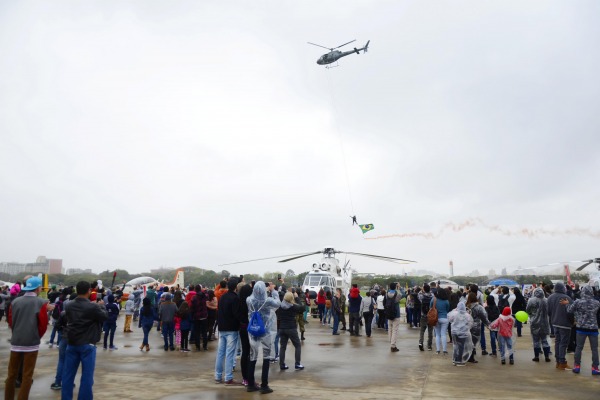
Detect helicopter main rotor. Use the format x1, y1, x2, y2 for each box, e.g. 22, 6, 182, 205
307, 39, 356, 52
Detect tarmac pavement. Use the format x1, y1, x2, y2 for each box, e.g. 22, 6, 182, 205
0, 317, 597, 399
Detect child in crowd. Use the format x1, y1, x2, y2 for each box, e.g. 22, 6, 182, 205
124, 296, 134, 333
178, 301, 192, 352
490, 307, 515, 365
448, 302, 473, 366
103, 294, 119, 350
174, 310, 182, 351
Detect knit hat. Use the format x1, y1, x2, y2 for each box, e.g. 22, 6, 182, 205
502, 306, 511, 316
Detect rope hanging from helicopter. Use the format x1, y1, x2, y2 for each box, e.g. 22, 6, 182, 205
325, 69, 355, 217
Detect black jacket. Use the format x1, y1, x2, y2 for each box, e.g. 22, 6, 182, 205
217, 291, 240, 332
276, 302, 304, 330
65, 297, 108, 346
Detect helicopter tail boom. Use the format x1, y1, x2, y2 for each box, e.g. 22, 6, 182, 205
364, 40, 370, 53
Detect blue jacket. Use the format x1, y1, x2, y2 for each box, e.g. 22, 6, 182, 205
180, 312, 192, 331
138, 306, 157, 328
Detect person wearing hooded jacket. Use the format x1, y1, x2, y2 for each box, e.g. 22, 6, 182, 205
246, 281, 280, 394
276, 291, 305, 371
490, 307, 515, 365
448, 302, 473, 366
526, 287, 552, 362
547, 282, 573, 370
563, 285, 600, 375
466, 292, 490, 363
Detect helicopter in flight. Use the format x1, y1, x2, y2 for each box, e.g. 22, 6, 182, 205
308, 39, 370, 68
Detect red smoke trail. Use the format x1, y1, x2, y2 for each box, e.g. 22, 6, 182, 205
364, 218, 600, 240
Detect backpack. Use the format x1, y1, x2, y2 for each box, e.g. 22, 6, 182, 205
247, 302, 267, 338
368, 297, 375, 313
384, 293, 397, 320
51, 300, 62, 320
427, 297, 438, 326
421, 295, 431, 315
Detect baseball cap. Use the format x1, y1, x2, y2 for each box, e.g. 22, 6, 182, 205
22, 276, 42, 291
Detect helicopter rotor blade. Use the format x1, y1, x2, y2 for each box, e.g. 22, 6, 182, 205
576, 260, 595, 271
334, 39, 356, 49
219, 252, 318, 267
307, 42, 333, 51
342, 251, 417, 263
278, 251, 324, 263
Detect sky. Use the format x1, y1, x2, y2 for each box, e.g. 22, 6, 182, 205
1, 1, 600, 277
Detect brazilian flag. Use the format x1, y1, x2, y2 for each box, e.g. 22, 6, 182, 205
359, 224, 374, 233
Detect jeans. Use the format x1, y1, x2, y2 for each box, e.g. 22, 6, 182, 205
162, 321, 174, 349
574, 332, 599, 367
274, 331, 280, 358
489, 330, 497, 354
279, 328, 301, 366
452, 334, 469, 364
5, 351, 38, 400
50, 325, 62, 345
332, 311, 340, 334
515, 319, 522, 336
215, 331, 239, 382
363, 312, 374, 336
55, 338, 68, 384
103, 322, 116, 348
62, 344, 97, 400
141, 323, 152, 345
434, 318, 449, 352
554, 326, 571, 363
498, 335, 513, 361
318, 304, 325, 322
349, 312, 360, 334
419, 315, 433, 348
480, 323, 486, 351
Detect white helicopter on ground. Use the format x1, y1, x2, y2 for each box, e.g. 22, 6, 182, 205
121, 268, 185, 299
308, 39, 370, 68
514, 258, 600, 289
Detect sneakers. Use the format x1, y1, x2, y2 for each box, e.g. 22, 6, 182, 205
592, 367, 600, 376
481, 350, 488, 355
50, 383, 61, 390
109, 346, 118, 351
419, 344, 424, 351
427, 346, 433, 351
501, 360, 506, 365
391, 346, 399, 352
455, 362, 466, 367
572, 364, 580, 374
295, 363, 304, 370
260, 386, 274, 394
247, 385, 260, 392
48, 343, 54, 348
443, 351, 448, 356
224, 379, 243, 386
280, 364, 289, 370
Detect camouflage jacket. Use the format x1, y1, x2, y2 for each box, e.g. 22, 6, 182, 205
566, 286, 600, 331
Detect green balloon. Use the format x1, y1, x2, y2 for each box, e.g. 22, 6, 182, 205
515, 311, 528, 323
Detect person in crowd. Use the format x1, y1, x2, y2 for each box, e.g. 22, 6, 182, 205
339, 288, 347, 331
511, 287, 527, 337
469, 285, 486, 354
360, 290, 375, 338
160, 293, 177, 351
418, 284, 434, 351
178, 300, 192, 352
348, 284, 363, 336
246, 281, 280, 394
526, 287, 552, 362
413, 287, 422, 329
564, 285, 600, 375
48, 291, 65, 348
548, 282, 573, 370
123, 295, 134, 333
50, 294, 71, 391
325, 291, 332, 326
466, 292, 490, 363
138, 297, 157, 351
238, 283, 253, 386
276, 291, 305, 371
206, 289, 218, 341
303, 289, 311, 322
316, 288, 326, 325
431, 287, 450, 355
332, 288, 342, 335
102, 294, 119, 350
4, 276, 50, 399
131, 286, 143, 322
386, 283, 402, 352
376, 289, 387, 329
191, 284, 209, 351
294, 287, 307, 340
484, 295, 500, 357
448, 302, 473, 366
490, 307, 515, 365
215, 278, 241, 385
62, 280, 108, 400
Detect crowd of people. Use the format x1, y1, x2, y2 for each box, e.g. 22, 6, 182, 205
2, 275, 600, 399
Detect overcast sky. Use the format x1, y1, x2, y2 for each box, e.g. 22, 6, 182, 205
1, 1, 599, 277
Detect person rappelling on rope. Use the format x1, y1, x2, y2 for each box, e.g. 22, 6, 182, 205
350, 216, 358, 226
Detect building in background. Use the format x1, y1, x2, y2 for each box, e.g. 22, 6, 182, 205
0, 256, 63, 275
66, 268, 93, 275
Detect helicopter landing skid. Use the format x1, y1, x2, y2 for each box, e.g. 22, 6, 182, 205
326, 61, 340, 69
